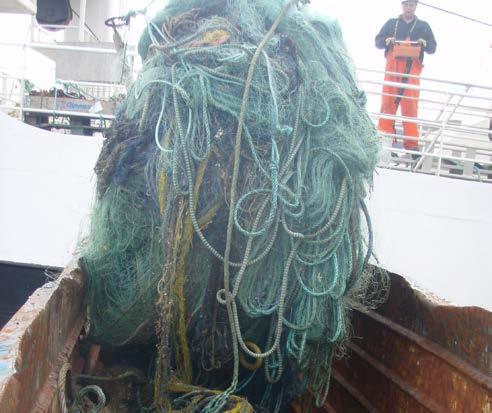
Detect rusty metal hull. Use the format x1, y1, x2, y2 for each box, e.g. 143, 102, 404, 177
1, 268, 491, 412
0, 267, 86, 413
293, 273, 492, 413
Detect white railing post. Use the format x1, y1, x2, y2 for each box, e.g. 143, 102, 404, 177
78, 0, 87, 42
30, 15, 36, 43
463, 148, 477, 178
1, 75, 6, 106
415, 92, 453, 170
19, 79, 25, 121
436, 110, 446, 176
416, 88, 471, 175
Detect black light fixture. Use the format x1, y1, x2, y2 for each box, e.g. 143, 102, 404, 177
36, 0, 73, 30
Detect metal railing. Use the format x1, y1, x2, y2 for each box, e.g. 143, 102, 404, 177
357, 68, 492, 183
0, 73, 125, 105
0, 73, 123, 132
1, 66, 491, 182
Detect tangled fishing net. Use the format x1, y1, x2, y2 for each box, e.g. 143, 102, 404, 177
81, 0, 386, 411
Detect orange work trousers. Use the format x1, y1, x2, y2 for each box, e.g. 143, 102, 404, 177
378, 50, 423, 150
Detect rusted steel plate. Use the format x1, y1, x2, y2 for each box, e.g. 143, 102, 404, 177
328, 369, 378, 413
331, 346, 436, 413
350, 306, 492, 410
294, 272, 492, 413
376, 273, 492, 376
292, 370, 373, 413
0, 266, 86, 413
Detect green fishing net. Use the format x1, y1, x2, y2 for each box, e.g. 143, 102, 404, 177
80, 0, 386, 411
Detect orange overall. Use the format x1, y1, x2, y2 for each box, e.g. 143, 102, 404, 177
378, 44, 422, 150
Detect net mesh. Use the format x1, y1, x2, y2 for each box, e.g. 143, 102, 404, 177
80, 1, 387, 411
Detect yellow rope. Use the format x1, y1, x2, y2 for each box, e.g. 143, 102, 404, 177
173, 200, 193, 382
173, 151, 214, 383
224, 403, 246, 413
238, 341, 263, 371
198, 202, 220, 230
167, 378, 254, 413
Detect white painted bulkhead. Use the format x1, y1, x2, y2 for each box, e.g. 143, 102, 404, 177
368, 168, 492, 310
0, 112, 490, 310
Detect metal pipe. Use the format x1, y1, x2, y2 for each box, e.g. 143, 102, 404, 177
361, 79, 492, 101
19, 107, 115, 119
0, 42, 137, 56
381, 147, 492, 166
421, 91, 468, 174
357, 67, 492, 91
367, 90, 492, 113
379, 130, 492, 147
418, 94, 455, 161
365, 90, 492, 114
0, 74, 127, 92
78, 0, 87, 42
371, 113, 490, 136
378, 168, 492, 183
18, 79, 25, 122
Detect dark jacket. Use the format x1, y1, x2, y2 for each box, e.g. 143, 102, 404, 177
375, 16, 437, 62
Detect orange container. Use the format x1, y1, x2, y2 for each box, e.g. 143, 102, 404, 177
393, 42, 421, 59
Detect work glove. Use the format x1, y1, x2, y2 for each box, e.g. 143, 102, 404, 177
385, 37, 396, 46
417, 38, 427, 48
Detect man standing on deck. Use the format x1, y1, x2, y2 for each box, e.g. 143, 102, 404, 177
375, 0, 436, 153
